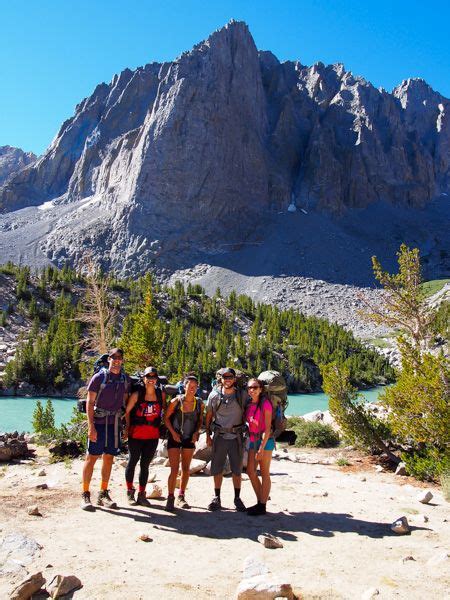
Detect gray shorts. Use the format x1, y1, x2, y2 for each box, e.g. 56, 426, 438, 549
211, 435, 243, 476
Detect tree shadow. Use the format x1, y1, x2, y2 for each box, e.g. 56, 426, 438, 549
96, 505, 429, 541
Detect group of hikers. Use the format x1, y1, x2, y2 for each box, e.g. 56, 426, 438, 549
81, 347, 278, 517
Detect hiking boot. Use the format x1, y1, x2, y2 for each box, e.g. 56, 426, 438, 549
207, 495, 222, 511
165, 495, 175, 512
136, 491, 151, 507
127, 488, 137, 505
175, 495, 190, 509
97, 490, 118, 509
234, 497, 246, 512
247, 502, 266, 516
81, 491, 95, 512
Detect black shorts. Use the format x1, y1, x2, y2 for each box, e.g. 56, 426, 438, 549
167, 435, 195, 450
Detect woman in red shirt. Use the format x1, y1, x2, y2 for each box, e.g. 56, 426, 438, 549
245, 378, 274, 516
123, 366, 165, 506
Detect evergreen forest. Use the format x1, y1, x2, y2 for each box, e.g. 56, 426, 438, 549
0, 262, 396, 393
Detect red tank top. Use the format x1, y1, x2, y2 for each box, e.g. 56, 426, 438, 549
129, 395, 162, 440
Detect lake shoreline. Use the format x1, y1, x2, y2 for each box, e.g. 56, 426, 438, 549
0, 387, 388, 433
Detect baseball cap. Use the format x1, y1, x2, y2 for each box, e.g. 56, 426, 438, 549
184, 372, 199, 382
220, 367, 236, 376
143, 366, 158, 377
108, 348, 124, 358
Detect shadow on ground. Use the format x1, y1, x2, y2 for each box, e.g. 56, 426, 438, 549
95, 505, 429, 541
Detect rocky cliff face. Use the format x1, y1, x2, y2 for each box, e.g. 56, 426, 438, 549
0, 146, 36, 187
0, 21, 448, 274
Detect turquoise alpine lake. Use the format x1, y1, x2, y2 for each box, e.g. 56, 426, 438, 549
0, 387, 386, 433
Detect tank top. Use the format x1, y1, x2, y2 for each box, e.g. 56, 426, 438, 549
129, 388, 162, 440
170, 395, 201, 440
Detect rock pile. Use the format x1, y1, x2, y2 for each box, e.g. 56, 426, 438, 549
0, 432, 35, 462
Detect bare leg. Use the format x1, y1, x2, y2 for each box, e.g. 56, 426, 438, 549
246, 449, 262, 501
180, 448, 195, 492
259, 451, 273, 503
232, 473, 242, 490
168, 448, 181, 495
101, 454, 115, 487
82, 454, 99, 489
213, 473, 223, 491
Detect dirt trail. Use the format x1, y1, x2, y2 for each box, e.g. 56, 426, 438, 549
0, 447, 448, 599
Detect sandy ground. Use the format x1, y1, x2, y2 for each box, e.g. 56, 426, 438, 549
0, 446, 448, 600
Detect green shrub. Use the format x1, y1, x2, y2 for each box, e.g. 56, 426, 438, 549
401, 447, 449, 482
287, 417, 340, 448
322, 363, 398, 461
51, 408, 88, 454
32, 399, 56, 433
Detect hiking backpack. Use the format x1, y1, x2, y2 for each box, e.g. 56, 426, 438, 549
213, 368, 248, 412
257, 370, 288, 439
77, 364, 129, 414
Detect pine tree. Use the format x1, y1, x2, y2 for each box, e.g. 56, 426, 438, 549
121, 287, 162, 372
32, 400, 45, 432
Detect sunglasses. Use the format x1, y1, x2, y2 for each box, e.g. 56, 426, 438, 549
144, 374, 158, 379
247, 386, 261, 390
222, 375, 235, 380
110, 355, 123, 360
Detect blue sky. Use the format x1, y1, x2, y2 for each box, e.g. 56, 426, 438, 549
1, 0, 449, 155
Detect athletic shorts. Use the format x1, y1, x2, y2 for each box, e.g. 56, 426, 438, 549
210, 435, 243, 476
249, 437, 275, 451
167, 435, 195, 450
87, 424, 121, 456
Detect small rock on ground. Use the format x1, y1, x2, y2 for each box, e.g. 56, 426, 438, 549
10, 571, 45, 600
27, 505, 42, 516
395, 462, 407, 476
147, 484, 162, 499
47, 574, 82, 598
390, 516, 410, 535
236, 575, 294, 599
417, 490, 433, 504
257, 534, 284, 549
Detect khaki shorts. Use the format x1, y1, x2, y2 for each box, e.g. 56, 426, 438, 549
210, 435, 243, 476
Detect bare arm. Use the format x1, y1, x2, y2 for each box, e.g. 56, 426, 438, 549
192, 402, 204, 443
124, 391, 139, 434
164, 399, 181, 442
205, 408, 213, 446
87, 390, 97, 442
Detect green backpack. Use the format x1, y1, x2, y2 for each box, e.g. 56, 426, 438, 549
258, 370, 288, 438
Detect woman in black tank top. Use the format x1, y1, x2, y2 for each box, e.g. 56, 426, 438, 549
164, 372, 203, 511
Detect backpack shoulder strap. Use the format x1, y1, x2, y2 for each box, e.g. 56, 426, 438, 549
95, 368, 109, 404
155, 387, 163, 406
213, 388, 224, 418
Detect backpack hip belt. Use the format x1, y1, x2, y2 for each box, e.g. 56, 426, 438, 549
94, 407, 122, 449
213, 423, 245, 435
